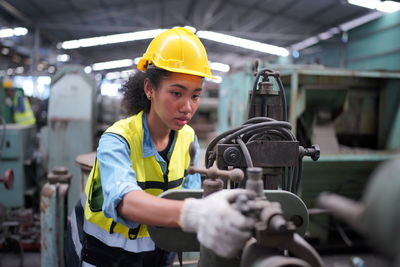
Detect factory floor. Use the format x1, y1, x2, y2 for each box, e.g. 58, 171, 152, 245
0, 251, 391, 267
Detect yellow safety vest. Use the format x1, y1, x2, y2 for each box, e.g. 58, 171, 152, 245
83, 111, 194, 250
13, 96, 36, 126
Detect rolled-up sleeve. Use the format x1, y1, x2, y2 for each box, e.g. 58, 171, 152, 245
97, 133, 142, 228
182, 135, 201, 189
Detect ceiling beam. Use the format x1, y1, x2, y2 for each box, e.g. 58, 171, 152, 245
237, 0, 297, 32
0, 0, 33, 25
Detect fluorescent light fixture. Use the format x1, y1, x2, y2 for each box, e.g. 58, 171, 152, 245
84, 66, 92, 73
48, 66, 56, 73
57, 54, 70, 62
209, 62, 230, 72
184, 26, 197, 33
0, 28, 14, 38
1, 47, 10, 55
13, 27, 28, 36
196, 31, 289, 57
0, 27, 28, 38
92, 59, 133, 71
205, 75, 223, 84
291, 36, 319, 51
347, 0, 400, 13
339, 11, 383, 31
15, 66, 24, 74
291, 11, 383, 51
105, 71, 121, 80
348, 0, 380, 9
105, 69, 135, 80
121, 70, 135, 79
377, 1, 400, 13
60, 29, 166, 49
134, 57, 141, 65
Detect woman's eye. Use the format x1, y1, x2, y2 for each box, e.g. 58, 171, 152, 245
171, 91, 182, 97
192, 94, 201, 100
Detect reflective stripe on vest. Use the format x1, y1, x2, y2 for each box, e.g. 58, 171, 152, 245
83, 111, 194, 252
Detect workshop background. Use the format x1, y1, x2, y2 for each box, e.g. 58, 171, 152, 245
1, 0, 400, 266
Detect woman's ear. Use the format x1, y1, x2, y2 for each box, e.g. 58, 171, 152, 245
143, 78, 153, 100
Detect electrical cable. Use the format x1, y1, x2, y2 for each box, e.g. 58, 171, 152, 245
236, 137, 253, 167
204, 68, 302, 193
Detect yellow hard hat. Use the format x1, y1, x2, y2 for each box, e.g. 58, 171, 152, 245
137, 27, 215, 79
2, 79, 13, 88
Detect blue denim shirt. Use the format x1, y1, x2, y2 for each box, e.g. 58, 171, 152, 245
97, 113, 201, 228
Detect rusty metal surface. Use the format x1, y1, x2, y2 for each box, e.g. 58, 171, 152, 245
40, 166, 71, 267
75, 151, 96, 171
217, 141, 299, 168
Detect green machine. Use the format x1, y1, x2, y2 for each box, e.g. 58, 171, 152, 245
0, 79, 37, 207
218, 65, 400, 245
0, 124, 36, 208
278, 67, 400, 244
47, 65, 97, 214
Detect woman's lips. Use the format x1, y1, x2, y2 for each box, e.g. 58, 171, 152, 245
176, 118, 189, 126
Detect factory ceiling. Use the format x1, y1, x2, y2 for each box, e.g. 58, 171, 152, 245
0, 0, 379, 74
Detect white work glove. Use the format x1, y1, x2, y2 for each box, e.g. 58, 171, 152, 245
179, 189, 256, 258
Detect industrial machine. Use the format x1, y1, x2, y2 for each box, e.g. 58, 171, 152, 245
218, 64, 400, 246
317, 156, 400, 265
0, 81, 41, 260
47, 65, 97, 214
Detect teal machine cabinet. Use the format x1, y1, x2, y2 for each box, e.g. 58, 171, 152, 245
47, 65, 96, 213
278, 67, 400, 243
0, 124, 36, 207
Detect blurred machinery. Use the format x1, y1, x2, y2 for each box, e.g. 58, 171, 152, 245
47, 65, 97, 213
317, 156, 400, 265
0, 80, 41, 256
41, 166, 71, 267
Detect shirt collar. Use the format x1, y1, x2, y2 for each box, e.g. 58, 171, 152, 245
142, 112, 157, 158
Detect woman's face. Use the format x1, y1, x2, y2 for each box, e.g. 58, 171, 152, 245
146, 72, 203, 131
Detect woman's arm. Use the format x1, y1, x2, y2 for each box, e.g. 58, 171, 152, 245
117, 190, 183, 227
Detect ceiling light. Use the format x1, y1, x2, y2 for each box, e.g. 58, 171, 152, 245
196, 31, 289, 57
1, 47, 10, 55
0, 27, 28, 38
347, 0, 380, 9
339, 11, 383, 31
13, 27, 28, 36
209, 62, 230, 72
57, 54, 70, 62
92, 59, 133, 71
60, 29, 166, 49
48, 66, 56, 73
134, 57, 141, 65
15, 66, 24, 74
84, 66, 92, 73
291, 37, 319, 51
291, 11, 383, 51
205, 75, 223, 84
0, 28, 14, 38
184, 26, 197, 33
377, 1, 400, 13
105, 71, 121, 80
347, 0, 400, 13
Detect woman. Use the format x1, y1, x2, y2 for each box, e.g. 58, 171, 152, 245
65, 27, 254, 267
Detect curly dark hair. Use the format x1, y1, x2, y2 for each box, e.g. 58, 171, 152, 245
121, 67, 171, 115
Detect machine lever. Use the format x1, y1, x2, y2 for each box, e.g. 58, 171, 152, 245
0, 168, 14, 190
